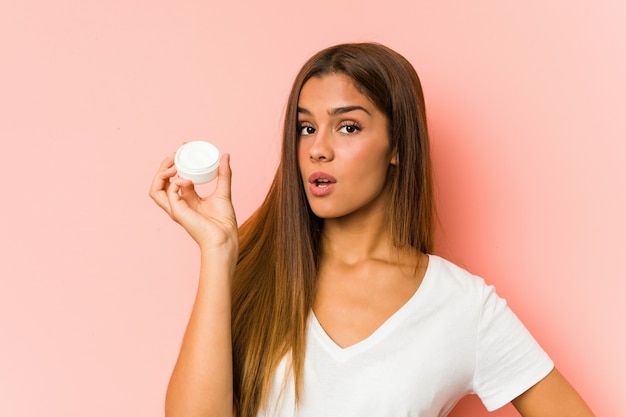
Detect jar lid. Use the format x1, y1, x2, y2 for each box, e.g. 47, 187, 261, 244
175, 141, 220, 173
174, 141, 220, 184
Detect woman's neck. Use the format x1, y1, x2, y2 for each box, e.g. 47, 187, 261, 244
320, 210, 394, 265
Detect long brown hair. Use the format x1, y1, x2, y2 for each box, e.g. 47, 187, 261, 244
231, 42, 434, 417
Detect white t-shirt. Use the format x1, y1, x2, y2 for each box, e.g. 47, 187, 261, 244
259, 255, 554, 417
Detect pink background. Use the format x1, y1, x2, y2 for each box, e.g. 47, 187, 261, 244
1, 0, 624, 415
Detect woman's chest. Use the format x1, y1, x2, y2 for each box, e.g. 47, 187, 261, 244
312, 259, 425, 349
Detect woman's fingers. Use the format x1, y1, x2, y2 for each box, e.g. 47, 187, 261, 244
174, 177, 196, 197
149, 154, 177, 212
166, 176, 202, 221
173, 177, 199, 210
214, 154, 233, 200
165, 177, 185, 212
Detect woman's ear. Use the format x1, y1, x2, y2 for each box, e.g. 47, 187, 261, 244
390, 150, 398, 166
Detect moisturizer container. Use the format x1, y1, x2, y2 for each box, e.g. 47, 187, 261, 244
174, 141, 220, 184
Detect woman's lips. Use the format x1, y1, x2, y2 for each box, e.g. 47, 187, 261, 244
308, 172, 337, 197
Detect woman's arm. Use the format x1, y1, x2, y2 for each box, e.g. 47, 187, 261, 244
512, 367, 595, 417
165, 247, 236, 417
150, 154, 239, 417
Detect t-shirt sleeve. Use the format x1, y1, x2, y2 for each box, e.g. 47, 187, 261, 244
472, 283, 554, 411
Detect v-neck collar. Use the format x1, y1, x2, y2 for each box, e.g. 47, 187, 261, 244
309, 254, 439, 362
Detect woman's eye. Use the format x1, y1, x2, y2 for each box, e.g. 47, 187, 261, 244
339, 123, 361, 134
299, 125, 315, 136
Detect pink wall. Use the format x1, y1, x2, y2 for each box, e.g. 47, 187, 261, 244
1, 1, 623, 415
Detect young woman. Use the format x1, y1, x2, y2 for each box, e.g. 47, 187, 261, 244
150, 43, 594, 417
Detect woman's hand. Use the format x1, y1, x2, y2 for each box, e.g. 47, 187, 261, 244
149, 152, 239, 253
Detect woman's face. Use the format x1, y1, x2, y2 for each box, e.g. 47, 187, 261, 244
297, 73, 397, 220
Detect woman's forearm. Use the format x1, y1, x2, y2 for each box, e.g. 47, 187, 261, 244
165, 248, 237, 417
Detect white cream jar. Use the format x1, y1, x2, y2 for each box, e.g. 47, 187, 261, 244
174, 141, 220, 184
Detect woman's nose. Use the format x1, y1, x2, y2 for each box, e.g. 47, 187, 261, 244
309, 129, 334, 161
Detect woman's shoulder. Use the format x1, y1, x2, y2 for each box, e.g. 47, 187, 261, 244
419, 254, 505, 316
426, 254, 492, 293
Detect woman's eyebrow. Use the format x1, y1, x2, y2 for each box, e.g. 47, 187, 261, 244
297, 105, 371, 116
328, 105, 370, 116
297, 107, 312, 116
